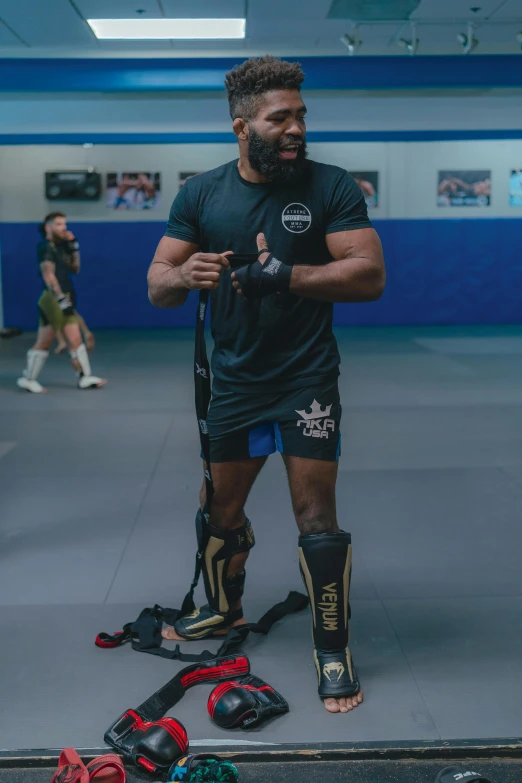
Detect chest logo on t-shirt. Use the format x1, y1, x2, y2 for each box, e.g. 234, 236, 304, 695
282, 202, 312, 233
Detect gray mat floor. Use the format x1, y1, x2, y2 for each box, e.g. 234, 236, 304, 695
2, 760, 522, 783
1, 326, 521, 751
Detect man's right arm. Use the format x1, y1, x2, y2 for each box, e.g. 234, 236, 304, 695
148, 236, 231, 309
40, 260, 64, 298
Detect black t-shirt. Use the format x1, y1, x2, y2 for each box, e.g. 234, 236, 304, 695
165, 158, 372, 391
37, 240, 75, 298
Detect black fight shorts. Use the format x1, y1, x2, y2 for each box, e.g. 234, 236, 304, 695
207, 377, 342, 463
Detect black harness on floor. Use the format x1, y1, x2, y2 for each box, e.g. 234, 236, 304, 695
96, 286, 308, 662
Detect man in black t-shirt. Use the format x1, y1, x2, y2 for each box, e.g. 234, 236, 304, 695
148, 57, 385, 714
17, 212, 107, 393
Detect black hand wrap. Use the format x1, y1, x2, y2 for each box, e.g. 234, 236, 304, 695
208, 674, 288, 730
233, 252, 292, 300
57, 294, 74, 316
67, 239, 80, 253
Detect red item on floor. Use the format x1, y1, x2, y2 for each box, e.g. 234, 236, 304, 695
51, 748, 89, 783
50, 749, 126, 783
86, 753, 126, 782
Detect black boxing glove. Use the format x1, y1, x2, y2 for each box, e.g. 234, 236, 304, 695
232, 253, 292, 300
104, 709, 188, 775
57, 294, 75, 316
207, 674, 288, 730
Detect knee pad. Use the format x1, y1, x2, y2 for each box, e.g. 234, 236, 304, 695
200, 518, 255, 614
298, 531, 352, 651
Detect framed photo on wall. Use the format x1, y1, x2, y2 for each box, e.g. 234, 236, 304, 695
179, 171, 204, 189
106, 172, 161, 210
509, 170, 522, 206
350, 170, 379, 209
437, 170, 491, 207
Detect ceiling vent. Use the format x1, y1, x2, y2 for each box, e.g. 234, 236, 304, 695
328, 0, 421, 21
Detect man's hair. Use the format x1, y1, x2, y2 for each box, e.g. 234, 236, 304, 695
39, 211, 65, 237
225, 56, 304, 121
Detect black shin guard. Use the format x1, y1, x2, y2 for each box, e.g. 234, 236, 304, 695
202, 519, 254, 614
298, 531, 352, 650
175, 516, 255, 640
298, 531, 360, 699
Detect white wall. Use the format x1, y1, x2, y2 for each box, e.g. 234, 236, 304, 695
1, 91, 522, 134
1, 139, 522, 223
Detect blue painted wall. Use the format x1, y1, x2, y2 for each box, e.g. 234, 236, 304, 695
2, 56, 522, 93
2, 219, 521, 328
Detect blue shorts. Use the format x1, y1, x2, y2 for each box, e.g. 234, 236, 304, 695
206, 377, 342, 463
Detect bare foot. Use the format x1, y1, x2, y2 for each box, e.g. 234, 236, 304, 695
95, 379, 108, 387
54, 343, 67, 355
324, 691, 364, 714
161, 615, 247, 641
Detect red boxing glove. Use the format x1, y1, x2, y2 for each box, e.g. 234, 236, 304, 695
208, 674, 288, 730
104, 709, 188, 775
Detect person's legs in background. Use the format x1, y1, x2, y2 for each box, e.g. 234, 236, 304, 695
17, 324, 55, 393
64, 321, 107, 389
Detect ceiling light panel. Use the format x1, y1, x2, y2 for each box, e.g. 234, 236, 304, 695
87, 18, 246, 39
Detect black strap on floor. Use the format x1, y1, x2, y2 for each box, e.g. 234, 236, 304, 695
96, 590, 308, 662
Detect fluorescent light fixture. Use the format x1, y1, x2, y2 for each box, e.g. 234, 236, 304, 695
87, 18, 246, 40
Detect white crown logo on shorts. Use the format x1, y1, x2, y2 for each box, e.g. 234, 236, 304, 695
296, 399, 332, 421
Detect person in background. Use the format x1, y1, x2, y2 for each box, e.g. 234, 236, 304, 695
54, 309, 95, 354
16, 212, 107, 393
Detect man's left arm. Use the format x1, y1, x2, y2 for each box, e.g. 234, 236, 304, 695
65, 232, 81, 274
289, 227, 385, 303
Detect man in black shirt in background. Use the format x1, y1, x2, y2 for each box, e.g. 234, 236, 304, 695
148, 57, 385, 714
17, 212, 106, 393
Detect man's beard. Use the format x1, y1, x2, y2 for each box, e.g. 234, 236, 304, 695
247, 127, 307, 183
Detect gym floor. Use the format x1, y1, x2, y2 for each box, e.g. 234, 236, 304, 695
2, 758, 522, 783
1, 326, 522, 753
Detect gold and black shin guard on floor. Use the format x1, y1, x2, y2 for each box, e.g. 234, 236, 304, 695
298, 531, 360, 699
175, 516, 255, 640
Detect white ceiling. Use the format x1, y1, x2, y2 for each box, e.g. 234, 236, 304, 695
0, 0, 521, 56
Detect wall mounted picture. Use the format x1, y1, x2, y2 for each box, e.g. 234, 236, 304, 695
350, 171, 379, 209
106, 172, 161, 210
179, 171, 204, 189
437, 170, 491, 207
509, 169, 522, 206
